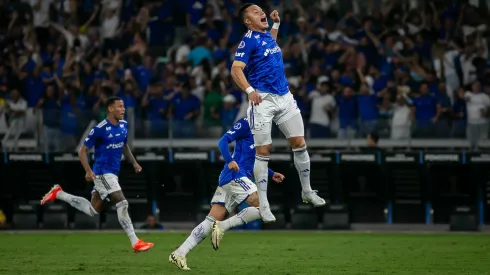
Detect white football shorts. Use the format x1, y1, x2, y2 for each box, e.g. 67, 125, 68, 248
210, 177, 257, 213
246, 91, 303, 146
93, 173, 122, 200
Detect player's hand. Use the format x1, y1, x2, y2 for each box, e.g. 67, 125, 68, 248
248, 91, 262, 105
228, 161, 239, 172
272, 172, 285, 183
85, 171, 96, 182
270, 10, 280, 23
133, 163, 143, 173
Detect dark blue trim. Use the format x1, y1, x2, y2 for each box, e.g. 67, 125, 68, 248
419, 151, 423, 164
462, 152, 466, 164
240, 194, 250, 205
479, 185, 484, 225
210, 202, 225, 206
45, 152, 50, 164
3, 152, 7, 164
209, 150, 215, 163
152, 200, 158, 216
168, 149, 174, 163
377, 151, 381, 165
387, 201, 392, 225
425, 201, 431, 225
335, 151, 340, 164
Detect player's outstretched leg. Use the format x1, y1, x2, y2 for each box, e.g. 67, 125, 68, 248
254, 155, 276, 222
278, 113, 326, 207
211, 192, 261, 250
109, 191, 153, 252
41, 185, 98, 216
169, 215, 217, 271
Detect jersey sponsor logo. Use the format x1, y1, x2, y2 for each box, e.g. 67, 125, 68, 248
106, 126, 111, 131
264, 46, 281, 56
116, 133, 120, 136
106, 142, 124, 149
254, 35, 260, 39
233, 123, 241, 130
238, 41, 245, 48
235, 52, 244, 58
226, 130, 235, 135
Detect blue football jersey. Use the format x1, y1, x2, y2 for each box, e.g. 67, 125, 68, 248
234, 30, 289, 96
83, 119, 128, 176
218, 118, 256, 186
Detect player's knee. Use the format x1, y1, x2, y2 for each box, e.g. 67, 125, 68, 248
208, 204, 227, 221
246, 192, 260, 207
256, 144, 271, 156
289, 136, 306, 149
115, 199, 129, 209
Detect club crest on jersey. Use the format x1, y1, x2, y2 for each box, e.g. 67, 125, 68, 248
238, 41, 245, 48
233, 123, 241, 130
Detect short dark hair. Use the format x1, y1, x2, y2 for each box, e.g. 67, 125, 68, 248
238, 3, 254, 23
106, 96, 122, 109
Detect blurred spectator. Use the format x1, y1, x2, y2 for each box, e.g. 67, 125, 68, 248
336, 87, 357, 138
309, 80, 335, 138
220, 94, 238, 134
465, 81, 490, 147
391, 93, 411, 140
140, 214, 163, 230
36, 84, 61, 152
411, 83, 439, 138
169, 81, 200, 138
5, 89, 27, 131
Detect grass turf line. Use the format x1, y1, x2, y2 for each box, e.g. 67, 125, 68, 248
0, 232, 489, 275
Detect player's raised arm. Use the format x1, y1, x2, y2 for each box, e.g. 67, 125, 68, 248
269, 10, 280, 41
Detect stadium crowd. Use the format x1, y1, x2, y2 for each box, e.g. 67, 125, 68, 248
0, 0, 490, 152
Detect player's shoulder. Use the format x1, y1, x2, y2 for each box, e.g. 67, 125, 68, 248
240, 30, 260, 44
118, 120, 128, 127
95, 119, 108, 129
233, 118, 250, 131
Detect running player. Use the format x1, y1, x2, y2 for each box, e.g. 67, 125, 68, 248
231, 3, 326, 223
40, 96, 153, 252
169, 117, 285, 270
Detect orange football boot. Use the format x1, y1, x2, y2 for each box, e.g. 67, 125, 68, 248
133, 239, 154, 252
40, 185, 62, 205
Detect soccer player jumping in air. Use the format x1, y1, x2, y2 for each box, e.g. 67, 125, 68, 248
41, 95, 153, 252
231, 4, 326, 223
169, 117, 285, 270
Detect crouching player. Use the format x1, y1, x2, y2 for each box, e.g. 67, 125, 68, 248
169, 117, 285, 270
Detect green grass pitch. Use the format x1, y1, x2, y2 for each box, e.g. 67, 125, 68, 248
1, 231, 489, 275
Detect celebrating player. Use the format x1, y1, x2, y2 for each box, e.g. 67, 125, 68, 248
231, 3, 326, 223
40, 96, 153, 252
169, 117, 285, 270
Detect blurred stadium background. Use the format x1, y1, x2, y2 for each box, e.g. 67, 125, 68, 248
0, 0, 490, 250
2, 0, 490, 274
